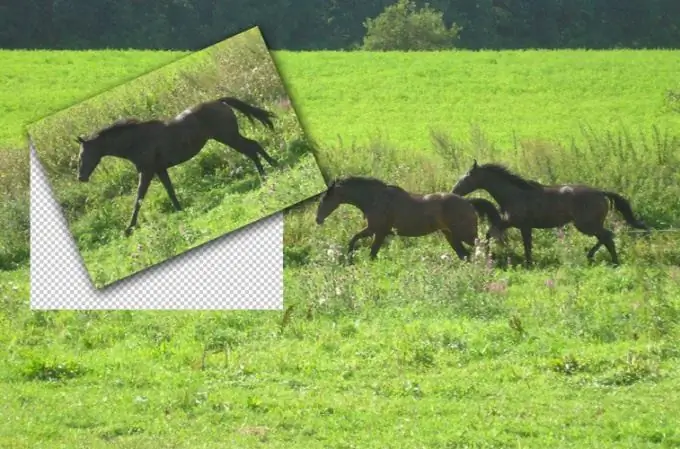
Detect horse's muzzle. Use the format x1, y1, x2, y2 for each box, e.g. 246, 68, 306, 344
78, 175, 89, 182
316, 216, 324, 225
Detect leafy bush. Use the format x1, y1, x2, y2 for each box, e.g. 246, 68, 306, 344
361, 0, 461, 51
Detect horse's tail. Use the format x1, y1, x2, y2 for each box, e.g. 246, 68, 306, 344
603, 191, 650, 233
467, 198, 507, 244
218, 96, 276, 130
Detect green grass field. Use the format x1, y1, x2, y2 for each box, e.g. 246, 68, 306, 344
277, 50, 680, 149
1, 49, 680, 448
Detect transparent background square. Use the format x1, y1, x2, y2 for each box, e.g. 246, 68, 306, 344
30, 144, 283, 310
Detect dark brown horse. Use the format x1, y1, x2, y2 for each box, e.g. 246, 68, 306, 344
451, 160, 650, 265
315, 176, 506, 261
76, 96, 278, 236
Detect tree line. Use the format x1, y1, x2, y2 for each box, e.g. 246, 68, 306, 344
1, 0, 679, 51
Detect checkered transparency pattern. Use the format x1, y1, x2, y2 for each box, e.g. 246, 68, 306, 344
30, 144, 283, 310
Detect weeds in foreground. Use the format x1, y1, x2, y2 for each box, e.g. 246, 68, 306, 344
0, 148, 29, 271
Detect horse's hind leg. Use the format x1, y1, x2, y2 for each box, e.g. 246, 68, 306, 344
216, 134, 277, 176
520, 227, 534, 266
125, 171, 154, 236
600, 230, 620, 266
369, 231, 389, 260
575, 212, 619, 265
247, 137, 278, 168
156, 168, 182, 211
442, 231, 470, 261
347, 227, 374, 255
586, 229, 619, 265
586, 241, 603, 262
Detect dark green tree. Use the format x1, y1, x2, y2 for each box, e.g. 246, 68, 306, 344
361, 0, 461, 51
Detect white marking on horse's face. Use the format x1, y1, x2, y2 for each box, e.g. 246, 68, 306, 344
559, 186, 574, 194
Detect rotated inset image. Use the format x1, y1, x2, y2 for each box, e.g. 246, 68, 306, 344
27, 26, 327, 289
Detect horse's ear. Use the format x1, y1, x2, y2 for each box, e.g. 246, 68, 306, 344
472, 159, 478, 169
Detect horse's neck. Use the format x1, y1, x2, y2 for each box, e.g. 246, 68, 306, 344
110, 132, 139, 157
343, 188, 378, 215
481, 179, 527, 205
99, 128, 146, 161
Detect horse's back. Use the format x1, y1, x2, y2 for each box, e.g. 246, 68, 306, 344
173, 106, 196, 122
99, 119, 165, 147
545, 184, 609, 206
438, 191, 476, 208
419, 191, 477, 227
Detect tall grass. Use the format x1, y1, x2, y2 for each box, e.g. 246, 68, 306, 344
284, 124, 680, 275
312, 124, 680, 227
0, 148, 29, 270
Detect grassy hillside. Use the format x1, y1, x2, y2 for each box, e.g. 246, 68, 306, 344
2, 49, 680, 448
10, 29, 328, 287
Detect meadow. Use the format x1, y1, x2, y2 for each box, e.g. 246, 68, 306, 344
1, 49, 680, 448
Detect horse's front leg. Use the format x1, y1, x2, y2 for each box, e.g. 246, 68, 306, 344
520, 227, 533, 266
125, 171, 154, 236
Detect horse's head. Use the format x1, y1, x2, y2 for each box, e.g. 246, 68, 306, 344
452, 159, 483, 196
76, 135, 103, 182
316, 180, 343, 225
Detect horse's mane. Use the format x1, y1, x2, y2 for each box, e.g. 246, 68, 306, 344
90, 118, 158, 139
329, 175, 392, 191
479, 163, 544, 190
